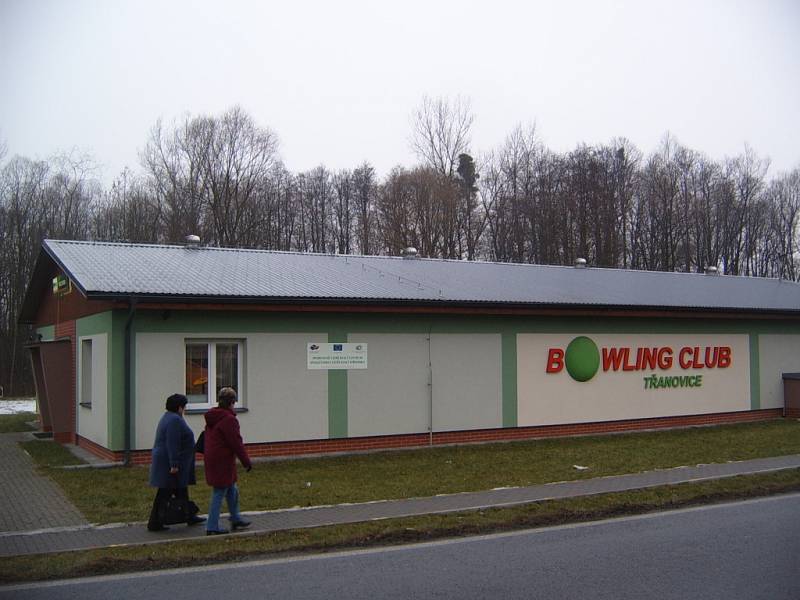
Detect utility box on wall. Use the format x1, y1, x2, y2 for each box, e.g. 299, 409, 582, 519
783, 373, 800, 418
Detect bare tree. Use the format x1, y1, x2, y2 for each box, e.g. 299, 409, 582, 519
726, 145, 770, 275
763, 169, 800, 280
376, 166, 417, 255
0, 151, 100, 395
352, 162, 378, 255
296, 166, 333, 253
497, 125, 538, 262
332, 170, 355, 254
93, 168, 162, 243
0, 157, 49, 394
141, 118, 209, 243
201, 107, 279, 247
410, 95, 474, 178
140, 107, 279, 247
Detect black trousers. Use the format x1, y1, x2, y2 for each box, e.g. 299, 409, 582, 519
148, 486, 188, 530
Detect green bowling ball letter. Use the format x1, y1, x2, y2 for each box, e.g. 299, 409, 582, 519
565, 336, 600, 382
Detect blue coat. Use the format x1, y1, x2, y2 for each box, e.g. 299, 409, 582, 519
149, 411, 197, 488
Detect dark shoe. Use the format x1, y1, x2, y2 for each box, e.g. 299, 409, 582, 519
147, 525, 170, 532
231, 519, 251, 530
206, 529, 229, 536
187, 515, 207, 526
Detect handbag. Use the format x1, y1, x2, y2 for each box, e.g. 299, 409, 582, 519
160, 491, 191, 525
158, 475, 200, 525
194, 431, 205, 454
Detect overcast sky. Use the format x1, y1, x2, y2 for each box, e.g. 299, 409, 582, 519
1, 0, 798, 184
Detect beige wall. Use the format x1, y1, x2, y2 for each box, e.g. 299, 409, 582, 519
76, 333, 108, 447
517, 333, 750, 426
246, 333, 328, 442
131, 325, 779, 449
759, 334, 800, 409
135, 332, 329, 448
348, 334, 430, 437
135, 332, 190, 446
431, 334, 502, 432
347, 333, 503, 436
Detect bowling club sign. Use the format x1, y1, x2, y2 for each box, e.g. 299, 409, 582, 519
545, 336, 733, 390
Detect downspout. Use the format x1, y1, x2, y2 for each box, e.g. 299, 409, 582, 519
427, 322, 433, 447
123, 298, 137, 466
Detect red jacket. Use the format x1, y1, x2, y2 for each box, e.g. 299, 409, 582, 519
203, 407, 252, 488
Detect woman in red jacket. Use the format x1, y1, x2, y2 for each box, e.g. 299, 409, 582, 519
203, 387, 253, 535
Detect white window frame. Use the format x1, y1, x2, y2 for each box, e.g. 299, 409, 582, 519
184, 339, 245, 408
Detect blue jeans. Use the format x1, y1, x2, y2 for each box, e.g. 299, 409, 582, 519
206, 483, 242, 532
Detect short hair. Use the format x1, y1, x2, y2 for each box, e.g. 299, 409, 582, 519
165, 393, 188, 412
218, 387, 237, 408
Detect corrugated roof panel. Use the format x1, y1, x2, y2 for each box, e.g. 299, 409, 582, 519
42, 239, 800, 312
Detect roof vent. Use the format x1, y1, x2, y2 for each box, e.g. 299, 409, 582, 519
184, 235, 201, 248
402, 247, 418, 259
705, 266, 719, 275
574, 258, 587, 269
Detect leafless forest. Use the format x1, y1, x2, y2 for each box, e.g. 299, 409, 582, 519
2, 99, 799, 394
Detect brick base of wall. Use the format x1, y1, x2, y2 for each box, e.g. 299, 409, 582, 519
54, 432, 76, 444
784, 408, 800, 419
76, 408, 785, 465
76, 435, 121, 462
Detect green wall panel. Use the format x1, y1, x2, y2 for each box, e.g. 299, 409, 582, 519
132, 309, 800, 338
36, 325, 55, 342
76, 310, 132, 451
327, 330, 349, 438
502, 331, 518, 427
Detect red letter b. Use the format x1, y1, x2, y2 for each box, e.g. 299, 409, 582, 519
546, 349, 564, 373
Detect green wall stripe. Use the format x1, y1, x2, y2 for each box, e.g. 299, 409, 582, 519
75, 311, 130, 451
328, 331, 349, 439
502, 332, 518, 427
749, 333, 761, 410
127, 311, 137, 450
131, 310, 800, 337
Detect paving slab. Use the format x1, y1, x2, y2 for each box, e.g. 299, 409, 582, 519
0, 433, 87, 535
1, 453, 798, 557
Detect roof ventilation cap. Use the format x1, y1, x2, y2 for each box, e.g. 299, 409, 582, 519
402, 247, 418, 259
704, 266, 719, 275
184, 235, 201, 248
574, 258, 587, 269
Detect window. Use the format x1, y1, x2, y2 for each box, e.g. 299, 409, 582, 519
80, 339, 93, 408
185, 340, 243, 407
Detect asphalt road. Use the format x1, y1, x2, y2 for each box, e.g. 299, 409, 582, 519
4, 493, 800, 600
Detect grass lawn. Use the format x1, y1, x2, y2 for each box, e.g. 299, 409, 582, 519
17, 418, 800, 524
2, 469, 799, 585
0, 411, 37, 433
20, 439, 84, 467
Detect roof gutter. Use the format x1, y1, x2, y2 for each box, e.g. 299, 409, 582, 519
123, 297, 137, 467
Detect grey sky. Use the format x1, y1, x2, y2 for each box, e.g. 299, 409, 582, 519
1, 0, 798, 184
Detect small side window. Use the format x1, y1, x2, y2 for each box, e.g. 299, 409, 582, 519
80, 339, 93, 408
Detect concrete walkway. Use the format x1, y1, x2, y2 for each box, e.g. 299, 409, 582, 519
1, 432, 799, 557
0, 433, 88, 534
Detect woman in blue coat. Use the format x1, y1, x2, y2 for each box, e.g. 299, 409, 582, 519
147, 394, 205, 531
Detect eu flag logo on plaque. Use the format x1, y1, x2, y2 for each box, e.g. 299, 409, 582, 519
333, 344, 343, 351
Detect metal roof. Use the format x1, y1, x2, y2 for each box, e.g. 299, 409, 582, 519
30, 239, 800, 314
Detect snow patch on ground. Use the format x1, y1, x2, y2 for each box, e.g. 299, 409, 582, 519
0, 399, 37, 414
